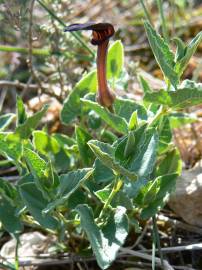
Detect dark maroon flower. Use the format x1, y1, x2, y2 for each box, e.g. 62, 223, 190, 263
65, 22, 116, 109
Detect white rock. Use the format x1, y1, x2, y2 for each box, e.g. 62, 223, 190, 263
169, 164, 202, 227
1, 232, 50, 263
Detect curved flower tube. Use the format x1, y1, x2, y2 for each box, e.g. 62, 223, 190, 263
65, 22, 116, 109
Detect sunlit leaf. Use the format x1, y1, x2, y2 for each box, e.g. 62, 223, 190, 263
75, 126, 93, 166
81, 96, 128, 134
16, 96, 27, 126
15, 105, 48, 139
107, 40, 124, 80
61, 70, 97, 124
144, 21, 178, 87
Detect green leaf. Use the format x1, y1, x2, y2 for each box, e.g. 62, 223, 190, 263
0, 133, 22, 162
0, 178, 17, 204
67, 189, 86, 210
33, 131, 71, 172
169, 112, 197, 129
0, 197, 23, 234
19, 182, 59, 230
93, 159, 115, 183
88, 111, 102, 130
33, 131, 60, 155
61, 70, 97, 124
144, 21, 178, 88
76, 205, 128, 270
159, 117, 172, 144
95, 185, 111, 204
113, 97, 147, 122
124, 131, 136, 158
107, 40, 124, 79
142, 179, 160, 206
111, 191, 133, 210
144, 89, 172, 106
173, 37, 186, 62
128, 111, 138, 131
33, 131, 70, 172
95, 187, 133, 210
88, 140, 137, 180
123, 128, 158, 198
140, 173, 178, 219
129, 128, 158, 178
81, 96, 128, 134
54, 149, 71, 172
16, 96, 27, 126
144, 82, 202, 109
158, 116, 172, 153
100, 129, 118, 144
43, 168, 93, 214
156, 148, 182, 177
175, 31, 202, 76
24, 148, 47, 180
24, 148, 52, 198
138, 75, 152, 94
32, 130, 60, 155
75, 126, 93, 166
15, 105, 48, 139
52, 133, 75, 147
0, 114, 15, 131
115, 124, 147, 165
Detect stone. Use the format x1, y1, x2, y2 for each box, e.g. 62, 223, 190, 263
0, 232, 55, 264
169, 164, 202, 227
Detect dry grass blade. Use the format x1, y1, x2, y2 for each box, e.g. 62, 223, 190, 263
120, 248, 174, 270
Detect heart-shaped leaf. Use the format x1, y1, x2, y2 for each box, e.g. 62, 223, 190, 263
61, 70, 97, 124
76, 204, 128, 269
19, 182, 59, 230
144, 81, 202, 109
43, 168, 93, 214
88, 140, 137, 180
81, 96, 128, 134
107, 40, 124, 80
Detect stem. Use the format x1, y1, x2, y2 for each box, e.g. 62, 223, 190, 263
97, 40, 115, 108
28, 0, 44, 98
156, 0, 169, 43
14, 235, 19, 270
97, 40, 109, 97
152, 228, 156, 270
0, 45, 92, 62
148, 105, 165, 127
153, 216, 165, 269
0, 159, 13, 166
0, 45, 49, 55
140, 0, 153, 25
99, 177, 122, 219
166, 80, 171, 91
54, 211, 80, 226
36, 0, 95, 58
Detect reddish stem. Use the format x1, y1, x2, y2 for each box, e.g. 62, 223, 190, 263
97, 40, 115, 108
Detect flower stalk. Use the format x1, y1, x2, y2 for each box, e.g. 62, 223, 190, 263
97, 40, 115, 108
65, 22, 116, 109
